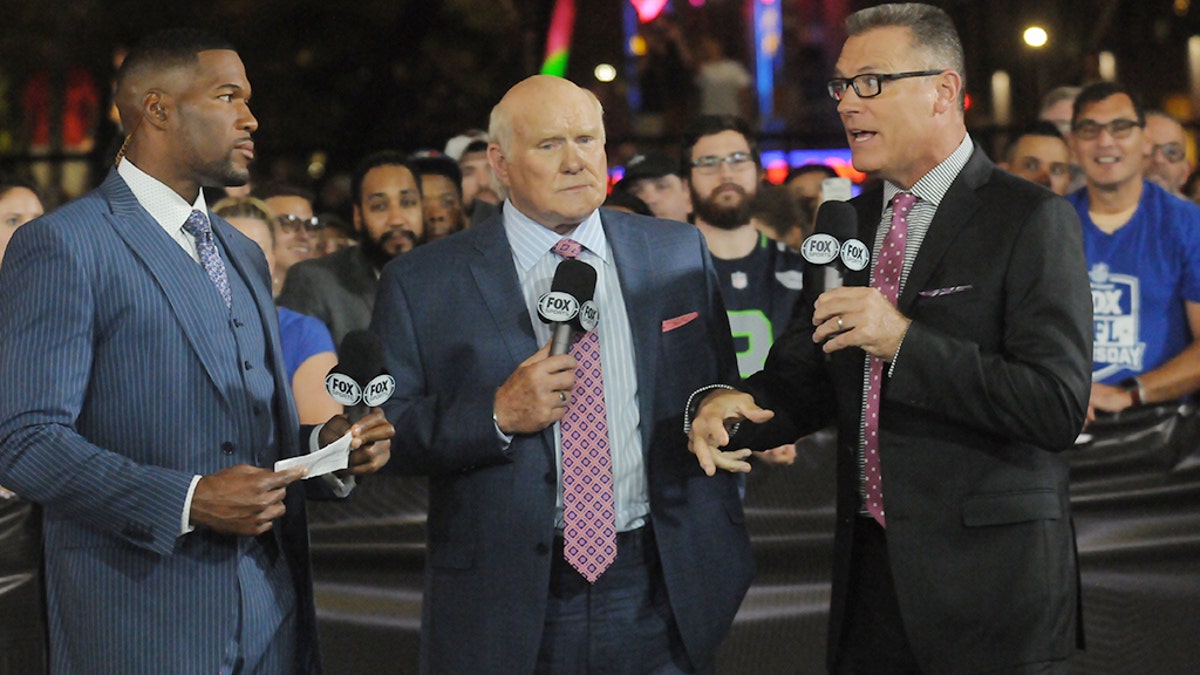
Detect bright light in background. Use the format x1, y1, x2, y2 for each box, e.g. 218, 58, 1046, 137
1023, 26, 1048, 48
1099, 50, 1117, 81
594, 63, 617, 83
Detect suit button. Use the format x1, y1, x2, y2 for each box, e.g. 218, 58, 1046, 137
535, 542, 550, 555
253, 404, 264, 417
243, 360, 253, 371
221, 441, 235, 455
543, 472, 555, 485
232, 318, 244, 328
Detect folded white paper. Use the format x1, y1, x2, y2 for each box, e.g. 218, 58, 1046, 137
275, 431, 352, 477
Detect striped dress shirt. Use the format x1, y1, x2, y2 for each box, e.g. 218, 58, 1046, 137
503, 203, 649, 532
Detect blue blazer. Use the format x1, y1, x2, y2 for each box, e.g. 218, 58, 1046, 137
371, 209, 755, 673
0, 171, 323, 673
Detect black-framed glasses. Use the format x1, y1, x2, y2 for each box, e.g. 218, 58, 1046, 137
826, 70, 946, 101
1071, 118, 1142, 141
690, 151, 756, 174
275, 214, 322, 233
1149, 142, 1187, 163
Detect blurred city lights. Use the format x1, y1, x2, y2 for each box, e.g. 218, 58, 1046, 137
1023, 26, 1048, 48
594, 63, 617, 83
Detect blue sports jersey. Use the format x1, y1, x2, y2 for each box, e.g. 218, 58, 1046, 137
1068, 180, 1200, 385
712, 233, 805, 377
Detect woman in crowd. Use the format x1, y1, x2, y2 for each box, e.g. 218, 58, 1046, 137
212, 196, 342, 424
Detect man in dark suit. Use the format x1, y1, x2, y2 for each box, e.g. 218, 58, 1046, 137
0, 29, 392, 673
371, 74, 754, 673
690, 4, 1092, 673
278, 151, 423, 347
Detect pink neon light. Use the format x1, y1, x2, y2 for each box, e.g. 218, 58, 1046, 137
630, 0, 669, 22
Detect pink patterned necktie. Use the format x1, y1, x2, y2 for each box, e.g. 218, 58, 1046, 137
863, 193, 915, 528
553, 237, 616, 582
182, 210, 232, 309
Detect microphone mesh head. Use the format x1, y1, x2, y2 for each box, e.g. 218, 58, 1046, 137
550, 259, 597, 303
815, 200, 858, 241
334, 329, 385, 385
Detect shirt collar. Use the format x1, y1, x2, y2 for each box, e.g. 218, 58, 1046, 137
117, 158, 207, 233
503, 200, 609, 271
882, 132, 974, 208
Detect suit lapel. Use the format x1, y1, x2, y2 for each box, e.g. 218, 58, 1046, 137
100, 173, 232, 409
601, 211, 659, 453
897, 149, 990, 312
467, 215, 539, 369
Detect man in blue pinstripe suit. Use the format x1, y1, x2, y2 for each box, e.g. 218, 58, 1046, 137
0, 30, 392, 674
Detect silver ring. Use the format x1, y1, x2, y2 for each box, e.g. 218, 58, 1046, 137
559, 391, 567, 404
837, 316, 844, 331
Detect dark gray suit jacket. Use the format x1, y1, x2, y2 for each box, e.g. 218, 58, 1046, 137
279, 244, 377, 348
743, 148, 1092, 674
372, 208, 755, 673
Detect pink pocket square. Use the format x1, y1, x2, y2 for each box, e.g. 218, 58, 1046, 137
662, 312, 699, 332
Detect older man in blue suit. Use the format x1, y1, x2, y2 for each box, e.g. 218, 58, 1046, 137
0, 30, 392, 674
372, 75, 754, 673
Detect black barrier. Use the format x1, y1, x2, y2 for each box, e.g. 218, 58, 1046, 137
307, 407, 1200, 673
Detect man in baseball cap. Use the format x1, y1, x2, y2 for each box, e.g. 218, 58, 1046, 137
615, 151, 692, 222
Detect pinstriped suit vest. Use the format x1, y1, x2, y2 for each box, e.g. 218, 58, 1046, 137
212, 237, 298, 670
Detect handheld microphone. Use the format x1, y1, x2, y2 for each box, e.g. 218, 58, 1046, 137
538, 259, 598, 356
324, 330, 395, 423
801, 200, 864, 295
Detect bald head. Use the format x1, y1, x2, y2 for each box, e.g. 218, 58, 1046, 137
486, 75, 608, 232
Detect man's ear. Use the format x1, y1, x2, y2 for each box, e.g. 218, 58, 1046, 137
352, 203, 364, 234
144, 90, 170, 128
932, 70, 963, 115
487, 144, 510, 186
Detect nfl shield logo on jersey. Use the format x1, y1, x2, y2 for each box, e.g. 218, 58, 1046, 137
731, 271, 748, 290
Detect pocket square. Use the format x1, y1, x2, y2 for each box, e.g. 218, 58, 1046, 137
662, 312, 699, 332
918, 284, 973, 298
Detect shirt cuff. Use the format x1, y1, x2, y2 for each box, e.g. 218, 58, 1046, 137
180, 474, 201, 536
887, 324, 911, 378
494, 410, 514, 448
311, 423, 357, 497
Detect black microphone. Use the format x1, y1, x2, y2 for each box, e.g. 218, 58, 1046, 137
325, 330, 395, 423
801, 200, 863, 296
538, 259, 597, 356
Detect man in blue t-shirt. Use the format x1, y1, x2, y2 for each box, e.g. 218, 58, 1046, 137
1067, 81, 1200, 419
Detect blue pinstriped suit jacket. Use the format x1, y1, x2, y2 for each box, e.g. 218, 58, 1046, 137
372, 209, 755, 673
0, 171, 323, 673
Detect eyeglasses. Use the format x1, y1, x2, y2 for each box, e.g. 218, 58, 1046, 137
1148, 142, 1187, 163
275, 214, 322, 233
1071, 118, 1142, 141
690, 152, 756, 174
826, 70, 946, 101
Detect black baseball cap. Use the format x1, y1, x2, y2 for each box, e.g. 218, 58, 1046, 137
620, 151, 682, 183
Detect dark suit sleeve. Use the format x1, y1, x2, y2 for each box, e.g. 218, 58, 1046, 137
0, 221, 193, 555
370, 261, 513, 476
886, 195, 1092, 451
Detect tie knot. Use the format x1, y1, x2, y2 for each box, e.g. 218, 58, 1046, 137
891, 192, 917, 213
182, 210, 212, 238
553, 238, 583, 260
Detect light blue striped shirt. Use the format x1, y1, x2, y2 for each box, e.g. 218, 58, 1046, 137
503, 201, 649, 532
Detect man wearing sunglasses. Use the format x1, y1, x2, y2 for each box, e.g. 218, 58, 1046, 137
1143, 109, 1192, 197
689, 3, 1091, 672
1066, 82, 1200, 420
258, 182, 321, 296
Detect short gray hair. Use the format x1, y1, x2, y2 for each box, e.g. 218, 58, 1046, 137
846, 3, 965, 108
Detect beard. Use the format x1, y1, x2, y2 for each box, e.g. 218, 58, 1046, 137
691, 183, 753, 231
361, 227, 420, 271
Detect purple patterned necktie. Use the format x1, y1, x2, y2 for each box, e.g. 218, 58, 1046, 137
553, 237, 616, 582
863, 193, 915, 528
182, 210, 232, 309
